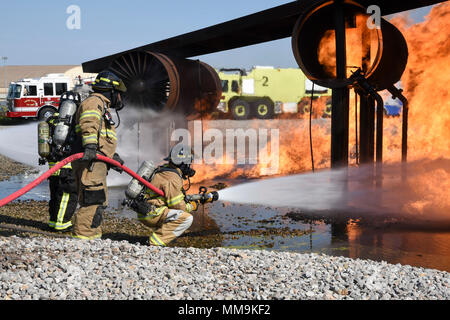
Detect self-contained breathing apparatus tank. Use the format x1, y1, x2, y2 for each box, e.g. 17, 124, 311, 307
38, 121, 50, 159
37, 100, 78, 165
125, 160, 157, 199
53, 100, 78, 152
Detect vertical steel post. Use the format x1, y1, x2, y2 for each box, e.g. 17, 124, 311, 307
359, 94, 375, 164
373, 93, 384, 188
375, 101, 384, 164
387, 85, 409, 182
331, 0, 349, 169
137, 121, 140, 168
401, 98, 408, 183
402, 102, 408, 163
358, 14, 375, 166
387, 86, 409, 164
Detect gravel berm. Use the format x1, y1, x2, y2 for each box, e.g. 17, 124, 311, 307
0, 154, 36, 182
0, 236, 448, 300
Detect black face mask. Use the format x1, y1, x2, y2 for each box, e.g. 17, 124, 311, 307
111, 91, 125, 111
180, 164, 196, 179
95, 90, 123, 128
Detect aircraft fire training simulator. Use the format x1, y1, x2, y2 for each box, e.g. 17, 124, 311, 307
82, 0, 447, 183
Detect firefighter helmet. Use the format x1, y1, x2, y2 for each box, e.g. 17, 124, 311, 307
165, 143, 196, 179
92, 71, 127, 93
165, 143, 194, 165
60, 91, 81, 105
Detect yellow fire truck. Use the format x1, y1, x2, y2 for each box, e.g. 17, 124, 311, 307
217, 66, 332, 120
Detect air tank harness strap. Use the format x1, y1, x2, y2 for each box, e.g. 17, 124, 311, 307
154, 165, 182, 179
144, 165, 182, 201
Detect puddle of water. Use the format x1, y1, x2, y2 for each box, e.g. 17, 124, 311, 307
0, 172, 49, 201
206, 201, 450, 272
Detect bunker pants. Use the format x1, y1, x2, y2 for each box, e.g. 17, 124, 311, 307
48, 167, 78, 231
139, 209, 193, 246
72, 160, 108, 240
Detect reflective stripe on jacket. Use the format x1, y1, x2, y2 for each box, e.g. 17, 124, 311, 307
74, 93, 117, 158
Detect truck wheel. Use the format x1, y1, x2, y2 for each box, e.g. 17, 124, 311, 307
38, 107, 55, 121
322, 100, 332, 118
298, 99, 309, 115
230, 100, 251, 120
254, 99, 274, 119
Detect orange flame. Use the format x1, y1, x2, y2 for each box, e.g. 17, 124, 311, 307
317, 13, 379, 78
390, 3, 450, 161
192, 2, 450, 217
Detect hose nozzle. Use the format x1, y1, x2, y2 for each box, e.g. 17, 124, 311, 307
204, 190, 219, 204
185, 186, 219, 204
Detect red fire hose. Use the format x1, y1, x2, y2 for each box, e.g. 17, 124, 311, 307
0, 153, 164, 208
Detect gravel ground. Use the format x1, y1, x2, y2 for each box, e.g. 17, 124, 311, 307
0, 235, 448, 300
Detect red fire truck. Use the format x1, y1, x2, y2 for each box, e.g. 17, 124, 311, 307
6, 74, 91, 120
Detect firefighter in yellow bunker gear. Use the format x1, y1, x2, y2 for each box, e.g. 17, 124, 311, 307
71, 71, 126, 240
130, 144, 200, 246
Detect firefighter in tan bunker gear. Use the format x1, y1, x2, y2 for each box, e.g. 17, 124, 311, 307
130, 144, 200, 246
72, 71, 126, 240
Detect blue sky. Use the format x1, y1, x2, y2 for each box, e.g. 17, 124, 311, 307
0, 1, 434, 69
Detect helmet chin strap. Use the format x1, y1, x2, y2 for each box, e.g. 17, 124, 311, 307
112, 90, 125, 111
179, 164, 195, 193
180, 163, 196, 179
108, 89, 124, 128
114, 108, 121, 129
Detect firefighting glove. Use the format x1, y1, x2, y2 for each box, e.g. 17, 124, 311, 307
111, 153, 124, 173
188, 200, 200, 212
131, 199, 153, 215
82, 144, 98, 162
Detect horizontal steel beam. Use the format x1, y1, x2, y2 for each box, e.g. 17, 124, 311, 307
83, 0, 447, 73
